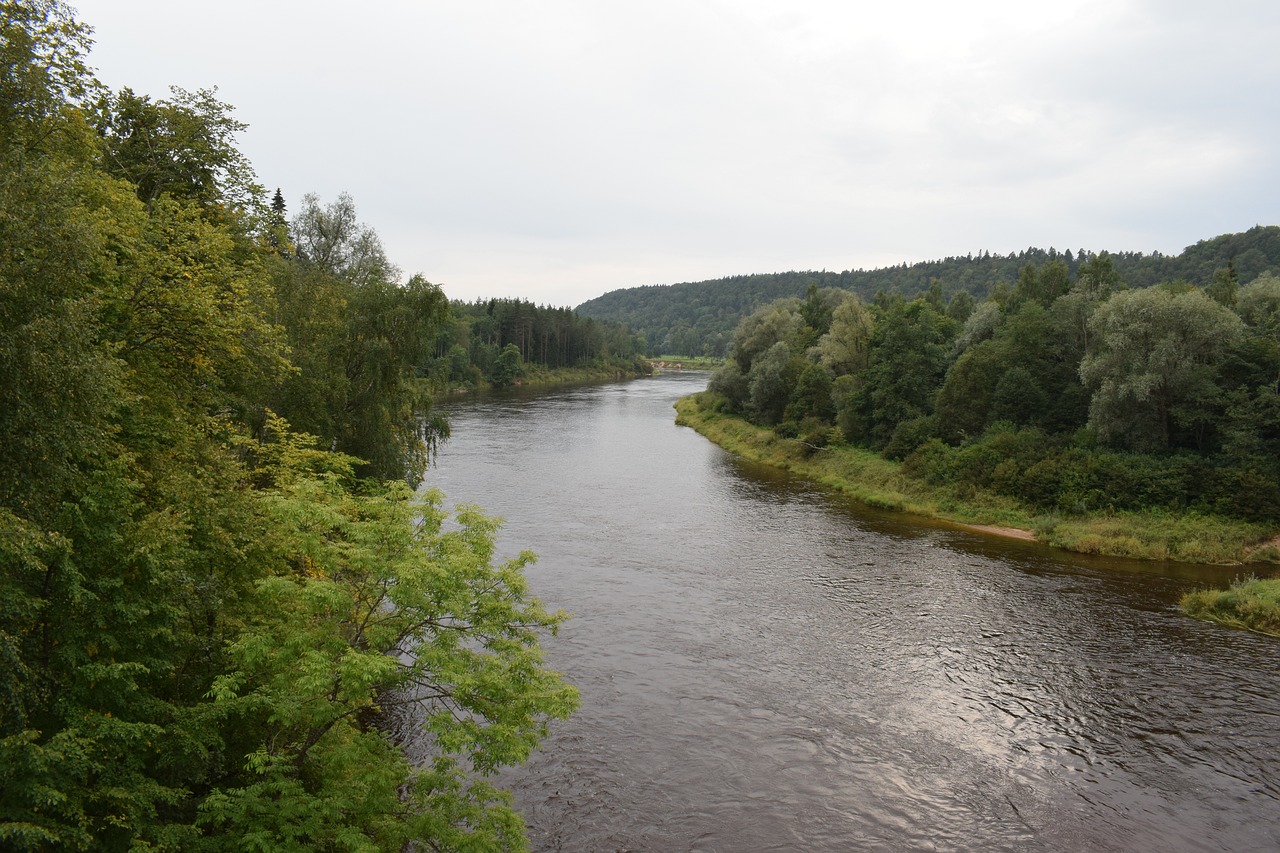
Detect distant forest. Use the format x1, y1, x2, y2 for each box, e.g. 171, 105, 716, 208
430, 297, 646, 389
578, 227, 1280, 357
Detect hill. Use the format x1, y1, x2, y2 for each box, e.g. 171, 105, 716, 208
576, 226, 1280, 356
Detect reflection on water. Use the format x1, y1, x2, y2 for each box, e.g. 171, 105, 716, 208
418, 373, 1280, 852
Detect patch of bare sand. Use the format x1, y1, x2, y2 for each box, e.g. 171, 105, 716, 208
961, 524, 1037, 542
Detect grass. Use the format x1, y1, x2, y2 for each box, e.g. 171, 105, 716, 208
1182, 576, 1280, 636
508, 362, 651, 387
651, 355, 725, 370
674, 393, 1280, 566
1036, 512, 1276, 563
674, 395, 1036, 530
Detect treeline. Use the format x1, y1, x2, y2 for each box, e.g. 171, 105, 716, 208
1, 3, 574, 850
577, 227, 1280, 357
700, 255, 1280, 523
431, 297, 647, 389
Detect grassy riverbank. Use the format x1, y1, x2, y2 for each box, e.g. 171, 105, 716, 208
1182, 577, 1280, 635
518, 361, 652, 386
651, 355, 724, 370
449, 361, 653, 394
674, 393, 1280, 566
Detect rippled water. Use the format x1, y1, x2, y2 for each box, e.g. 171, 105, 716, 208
420, 372, 1280, 852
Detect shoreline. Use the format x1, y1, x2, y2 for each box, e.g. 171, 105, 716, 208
674, 394, 1280, 566
958, 523, 1038, 542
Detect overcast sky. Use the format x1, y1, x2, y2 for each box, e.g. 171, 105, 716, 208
73, 0, 1280, 307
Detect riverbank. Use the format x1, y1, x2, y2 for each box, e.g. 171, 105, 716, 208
1181, 576, 1280, 635
449, 361, 653, 394
674, 394, 1280, 566
519, 362, 653, 386
650, 355, 723, 370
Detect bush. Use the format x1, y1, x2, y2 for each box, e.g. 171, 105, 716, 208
883, 415, 937, 461
903, 438, 956, 485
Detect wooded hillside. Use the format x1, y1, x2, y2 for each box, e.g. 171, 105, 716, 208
578, 227, 1280, 356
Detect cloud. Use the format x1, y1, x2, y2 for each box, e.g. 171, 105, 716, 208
74, 0, 1280, 306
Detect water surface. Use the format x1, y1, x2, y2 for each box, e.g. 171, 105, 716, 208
421, 372, 1280, 852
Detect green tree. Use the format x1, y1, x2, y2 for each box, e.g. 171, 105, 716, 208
1235, 272, 1280, 330
91, 86, 263, 214
815, 296, 874, 377
1080, 287, 1244, 451
198, 425, 578, 851
934, 340, 1002, 443
273, 194, 449, 485
492, 343, 523, 388
292, 191, 397, 287
853, 299, 955, 449
1, 7, 575, 849
747, 340, 799, 425
0, 0, 97, 154
952, 299, 1001, 355
1205, 262, 1240, 307
785, 362, 836, 423
730, 299, 801, 373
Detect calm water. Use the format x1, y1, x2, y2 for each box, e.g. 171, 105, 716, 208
420, 372, 1280, 852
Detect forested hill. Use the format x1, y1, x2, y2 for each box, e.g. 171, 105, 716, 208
577, 226, 1280, 356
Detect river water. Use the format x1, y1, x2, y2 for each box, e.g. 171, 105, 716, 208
421, 372, 1280, 852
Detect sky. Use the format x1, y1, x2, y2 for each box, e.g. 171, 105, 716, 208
72, 0, 1280, 308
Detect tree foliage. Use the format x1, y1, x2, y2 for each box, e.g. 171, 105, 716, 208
1080, 287, 1243, 451
580, 229, 1280, 359
1, 6, 577, 849
703, 249, 1280, 522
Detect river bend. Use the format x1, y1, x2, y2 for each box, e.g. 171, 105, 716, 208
418, 372, 1279, 852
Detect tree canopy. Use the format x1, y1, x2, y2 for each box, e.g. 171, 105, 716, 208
702, 250, 1280, 521
0, 4, 577, 849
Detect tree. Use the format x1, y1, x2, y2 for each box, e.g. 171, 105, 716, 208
952, 299, 1001, 355
747, 341, 799, 425
270, 194, 450, 486
91, 86, 263, 214
934, 340, 1002, 443
854, 299, 955, 448
1080, 287, 1244, 451
945, 290, 974, 324
267, 187, 288, 252
730, 299, 801, 373
291, 191, 397, 287
0, 0, 97, 154
1, 7, 574, 848
1205, 262, 1240, 307
798, 284, 848, 341
491, 343, 523, 388
197, 426, 578, 850
785, 362, 835, 423
815, 296, 874, 377
1236, 272, 1280, 331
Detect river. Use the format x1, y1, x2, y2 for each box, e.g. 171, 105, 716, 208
420, 372, 1280, 852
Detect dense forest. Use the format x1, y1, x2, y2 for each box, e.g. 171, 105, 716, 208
578, 227, 1280, 357
431, 297, 648, 390
693, 253, 1280, 527
0, 3, 579, 850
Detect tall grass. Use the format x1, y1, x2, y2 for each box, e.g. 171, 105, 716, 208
1182, 576, 1280, 635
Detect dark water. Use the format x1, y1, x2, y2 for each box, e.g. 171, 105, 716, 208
421, 372, 1280, 852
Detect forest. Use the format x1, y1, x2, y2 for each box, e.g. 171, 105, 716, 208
692, 255, 1280, 534
1, 3, 581, 850
430, 297, 648, 390
577, 227, 1280, 358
